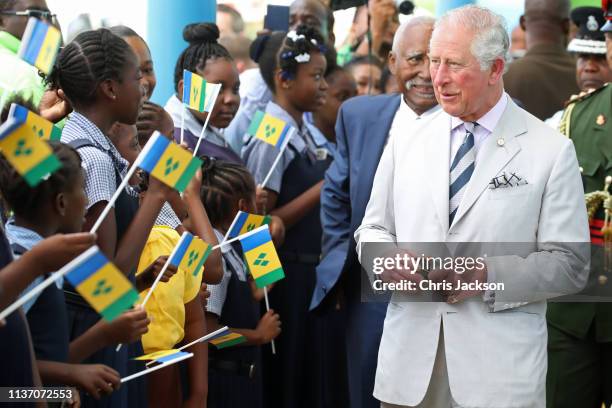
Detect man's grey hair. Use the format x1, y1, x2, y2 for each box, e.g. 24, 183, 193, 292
434, 5, 510, 72
392, 16, 436, 54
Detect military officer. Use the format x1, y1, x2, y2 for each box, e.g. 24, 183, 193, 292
545, 6, 610, 128
546, 3, 612, 407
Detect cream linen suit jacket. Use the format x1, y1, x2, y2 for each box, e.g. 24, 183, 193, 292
354, 99, 590, 407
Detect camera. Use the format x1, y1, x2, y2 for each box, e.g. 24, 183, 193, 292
330, 0, 414, 15
396, 0, 415, 15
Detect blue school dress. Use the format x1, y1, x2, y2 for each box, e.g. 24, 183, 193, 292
206, 233, 262, 408
0, 225, 36, 408
242, 101, 333, 408
6, 222, 69, 364
62, 113, 145, 408
165, 94, 242, 164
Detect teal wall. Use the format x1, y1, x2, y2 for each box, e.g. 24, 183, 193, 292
147, 0, 216, 105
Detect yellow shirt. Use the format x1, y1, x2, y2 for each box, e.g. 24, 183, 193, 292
137, 225, 201, 353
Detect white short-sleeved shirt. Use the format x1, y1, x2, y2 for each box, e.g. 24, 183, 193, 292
61, 112, 129, 210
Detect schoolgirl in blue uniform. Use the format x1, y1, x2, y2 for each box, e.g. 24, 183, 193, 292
241, 25, 332, 408
165, 23, 242, 164
0, 142, 143, 400
50, 28, 174, 407
199, 157, 281, 408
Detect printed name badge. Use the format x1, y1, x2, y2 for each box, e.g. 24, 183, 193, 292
315, 148, 328, 161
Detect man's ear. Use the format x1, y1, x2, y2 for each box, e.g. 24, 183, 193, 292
519, 15, 526, 32
99, 79, 117, 101
489, 58, 505, 85
388, 52, 397, 77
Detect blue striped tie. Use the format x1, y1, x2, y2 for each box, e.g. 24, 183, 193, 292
449, 123, 477, 226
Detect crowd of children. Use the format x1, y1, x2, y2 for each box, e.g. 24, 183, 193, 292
0, 0, 360, 404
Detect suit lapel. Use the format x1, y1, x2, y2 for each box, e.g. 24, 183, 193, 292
357, 95, 401, 201
425, 112, 452, 233
451, 100, 526, 228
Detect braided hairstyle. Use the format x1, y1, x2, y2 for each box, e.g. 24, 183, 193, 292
251, 31, 287, 92
277, 25, 325, 80
45, 28, 136, 107
199, 157, 256, 227
0, 142, 82, 220
173, 23, 232, 94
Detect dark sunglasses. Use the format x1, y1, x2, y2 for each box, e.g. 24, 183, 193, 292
0, 9, 57, 23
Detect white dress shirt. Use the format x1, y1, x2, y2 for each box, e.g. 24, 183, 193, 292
388, 96, 441, 145
449, 92, 508, 166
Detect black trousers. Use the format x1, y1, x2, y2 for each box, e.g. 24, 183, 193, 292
547, 322, 612, 408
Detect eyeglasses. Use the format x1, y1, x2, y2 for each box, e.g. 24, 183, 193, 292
0, 9, 57, 24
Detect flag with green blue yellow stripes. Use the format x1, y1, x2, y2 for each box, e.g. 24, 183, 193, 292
64, 246, 139, 321
138, 132, 202, 193
238, 225, 284, 288
0, 103, 61, 186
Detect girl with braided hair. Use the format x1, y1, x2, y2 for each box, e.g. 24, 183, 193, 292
241, 24, 332, 407
0, 141, 158, 402
198, 156, 281, 408
51, 28, 175, 407
164, 22, 242, 164
109, 25, 174, 146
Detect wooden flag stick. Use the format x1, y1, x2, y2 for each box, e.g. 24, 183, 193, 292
263, 286, 276, 354
90, 163, 139, 234
116, 233, 186, 351
145, 326, 230, 366
121, 352, 193, 383
260, 128, 295, 189
179, 104, 186, 145
222, 212, 241, 243
178, 325, 229, 352
212, 235, 242, 251
90, 131, 164, 235
0, 246, 98, 321
192, 86, 221, 157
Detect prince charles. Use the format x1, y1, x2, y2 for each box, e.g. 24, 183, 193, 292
355, 5, 590, 408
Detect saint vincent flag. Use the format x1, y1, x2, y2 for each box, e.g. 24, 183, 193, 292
18, 18, 62, 74
135, 349, 190, 364
182, 70, 221, 112
168, 232, 212, 281
10, 104, 62, 141
239, 225, 284, 288
64, 246, 138, 322
247, 110, 291, 148
226, 211, 271, 239
209, 332, 246, 349
138, 132, 202, 193
0, 103, 61, 186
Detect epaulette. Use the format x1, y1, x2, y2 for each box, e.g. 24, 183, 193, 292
558, 83, 610, 137
564, 83, 610, 107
